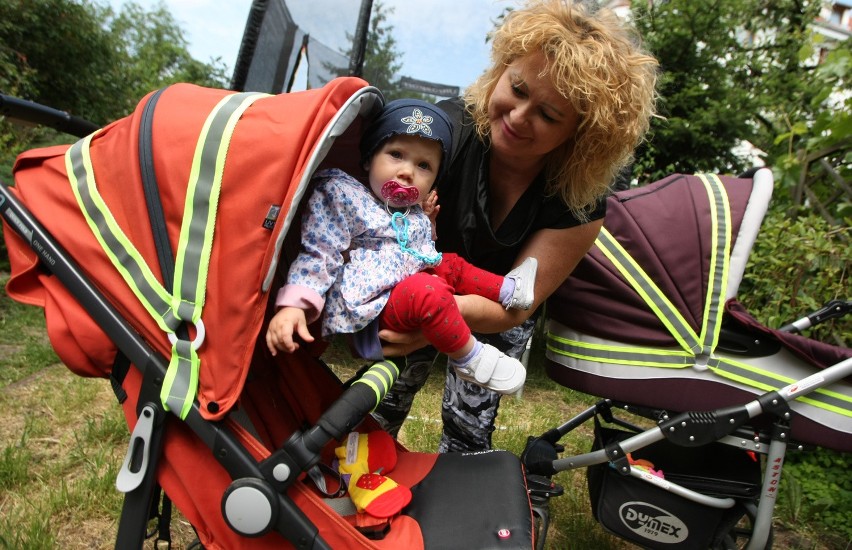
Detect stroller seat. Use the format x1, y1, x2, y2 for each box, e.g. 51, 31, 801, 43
544, 171, 852, 452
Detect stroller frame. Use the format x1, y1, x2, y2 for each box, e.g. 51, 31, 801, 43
0, 178, 397, 548
524, 354, 852, 549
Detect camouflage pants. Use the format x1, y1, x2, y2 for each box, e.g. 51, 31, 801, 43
372, 318, 536, 452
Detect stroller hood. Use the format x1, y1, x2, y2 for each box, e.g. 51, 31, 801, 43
4, 78, 380, 421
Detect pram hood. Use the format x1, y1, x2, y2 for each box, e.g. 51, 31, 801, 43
4, 77, 381, 421
546, 171, 852, 452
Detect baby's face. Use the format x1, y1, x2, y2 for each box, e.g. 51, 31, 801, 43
367, 135, 442, 208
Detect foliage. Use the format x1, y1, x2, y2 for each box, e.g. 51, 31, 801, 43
629, 0, 840, 188
771, 40, 851, 221
631, 0, 764, 182
738, 207, 849, 346
105, 1, 229, 105
1, 0, 230, 272
780, 449, 852, 543
0, 0, 228, 164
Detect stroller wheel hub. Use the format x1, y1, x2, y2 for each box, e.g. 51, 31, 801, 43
222, 478, 279, 537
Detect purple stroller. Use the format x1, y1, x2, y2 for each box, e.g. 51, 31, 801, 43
523, 169, 851, 549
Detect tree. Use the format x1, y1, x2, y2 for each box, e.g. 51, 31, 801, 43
330, 1, 433, 102
1, 0, 228, 180
106, 2, 229, 108
0, 0, 228, 126
629, 0, 826, 184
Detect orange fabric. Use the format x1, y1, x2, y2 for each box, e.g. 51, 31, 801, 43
5, 78, 370, 420
4, 79, 450, 549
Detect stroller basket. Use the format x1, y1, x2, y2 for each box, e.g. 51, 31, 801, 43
588, 425, 762, 549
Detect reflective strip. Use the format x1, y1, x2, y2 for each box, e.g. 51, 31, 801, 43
708, 357, 852, 416
352, 360, 399, 408
547, 332, 694, 368
66, 91, 267, 419
67, 134, 180, 333
547, 333, 852, 416
596, 228, 700, 354
696, 174, 731, 355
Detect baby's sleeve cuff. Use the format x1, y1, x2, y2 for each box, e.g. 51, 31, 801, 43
275, 285, 325, 323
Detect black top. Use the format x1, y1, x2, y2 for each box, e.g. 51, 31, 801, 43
435, 98, 606, 274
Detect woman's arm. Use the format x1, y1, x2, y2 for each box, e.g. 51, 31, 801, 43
379, 220, 602, 355
460, 220, 602, 333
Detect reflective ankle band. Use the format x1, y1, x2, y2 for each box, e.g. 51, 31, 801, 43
66, 91, 268, 419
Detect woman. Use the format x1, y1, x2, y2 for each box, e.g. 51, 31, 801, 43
374, 0, 659, 452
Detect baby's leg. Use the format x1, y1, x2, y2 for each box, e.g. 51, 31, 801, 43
430, 253, 538, 311
429, 253, 502, 302
379, 272, 471, 355
380, 272, 525, 395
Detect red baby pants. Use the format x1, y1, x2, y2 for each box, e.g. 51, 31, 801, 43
379, 253, 503, 355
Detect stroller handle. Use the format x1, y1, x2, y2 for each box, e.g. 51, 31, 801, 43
283, 360, 400, 470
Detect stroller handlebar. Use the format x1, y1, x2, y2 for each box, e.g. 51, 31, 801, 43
282, 360, 400, 471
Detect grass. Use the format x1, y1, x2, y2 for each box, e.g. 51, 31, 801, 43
0, 275, 847, 549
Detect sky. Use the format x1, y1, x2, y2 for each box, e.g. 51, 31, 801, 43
107, 0, 522, 92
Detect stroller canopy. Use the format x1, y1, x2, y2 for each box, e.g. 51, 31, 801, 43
5, 77, 381, 421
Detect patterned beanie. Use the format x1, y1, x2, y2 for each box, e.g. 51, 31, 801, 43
359, 99, 453, 179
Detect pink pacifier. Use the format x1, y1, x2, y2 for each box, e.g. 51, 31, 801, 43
381, 180, 420, 208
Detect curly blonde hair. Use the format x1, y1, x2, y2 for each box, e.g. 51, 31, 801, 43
465, 0, 658, 218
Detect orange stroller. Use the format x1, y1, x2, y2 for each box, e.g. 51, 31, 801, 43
1, 79, 535, 549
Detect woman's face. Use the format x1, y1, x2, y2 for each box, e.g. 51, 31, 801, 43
488, 52, 579, 163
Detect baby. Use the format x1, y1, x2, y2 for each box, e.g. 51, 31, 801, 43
266, 99, 537, 395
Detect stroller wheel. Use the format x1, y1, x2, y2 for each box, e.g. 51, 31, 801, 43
711, 501, 773, 550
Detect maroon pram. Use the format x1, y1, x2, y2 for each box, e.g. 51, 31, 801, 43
525, 169, 851, 550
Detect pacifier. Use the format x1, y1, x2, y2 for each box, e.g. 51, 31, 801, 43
381, 180, 420, 208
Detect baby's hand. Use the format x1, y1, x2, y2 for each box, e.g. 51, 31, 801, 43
266, 307, 314, 355
423, 190, 440, 239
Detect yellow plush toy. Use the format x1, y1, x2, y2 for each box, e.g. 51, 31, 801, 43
334, 431, 412, 518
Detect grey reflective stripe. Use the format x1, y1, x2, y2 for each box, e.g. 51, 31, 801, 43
710, 357, 851, 414
594, 173, 730, 358
557, 173, 852, 415
547, 333, 851, 415
596, 228, 701, 354
173, 92, 266, 325
67, 135, 180, 333
163, 340, 198, 408
696, 173, 731, 356
547, 333, 694, 367
66, 91, 268, 419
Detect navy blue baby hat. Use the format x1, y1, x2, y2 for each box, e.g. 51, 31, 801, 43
359, 99, 453, 180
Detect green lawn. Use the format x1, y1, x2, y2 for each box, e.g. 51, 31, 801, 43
0, 277, 845, 549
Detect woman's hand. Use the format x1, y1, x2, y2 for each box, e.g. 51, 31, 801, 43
378, 327, 429, 357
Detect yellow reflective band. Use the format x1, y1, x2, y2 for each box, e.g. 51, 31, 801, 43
172, 92, 267, 325
696, 173, 731, 354
66, 133, 176, 334
66, 89, 269, 420
549, 330, 852, 416
555, 173, 851, 417
353, 378, 382, 404
547, 332, 693, 368
596, 228, 700, 353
